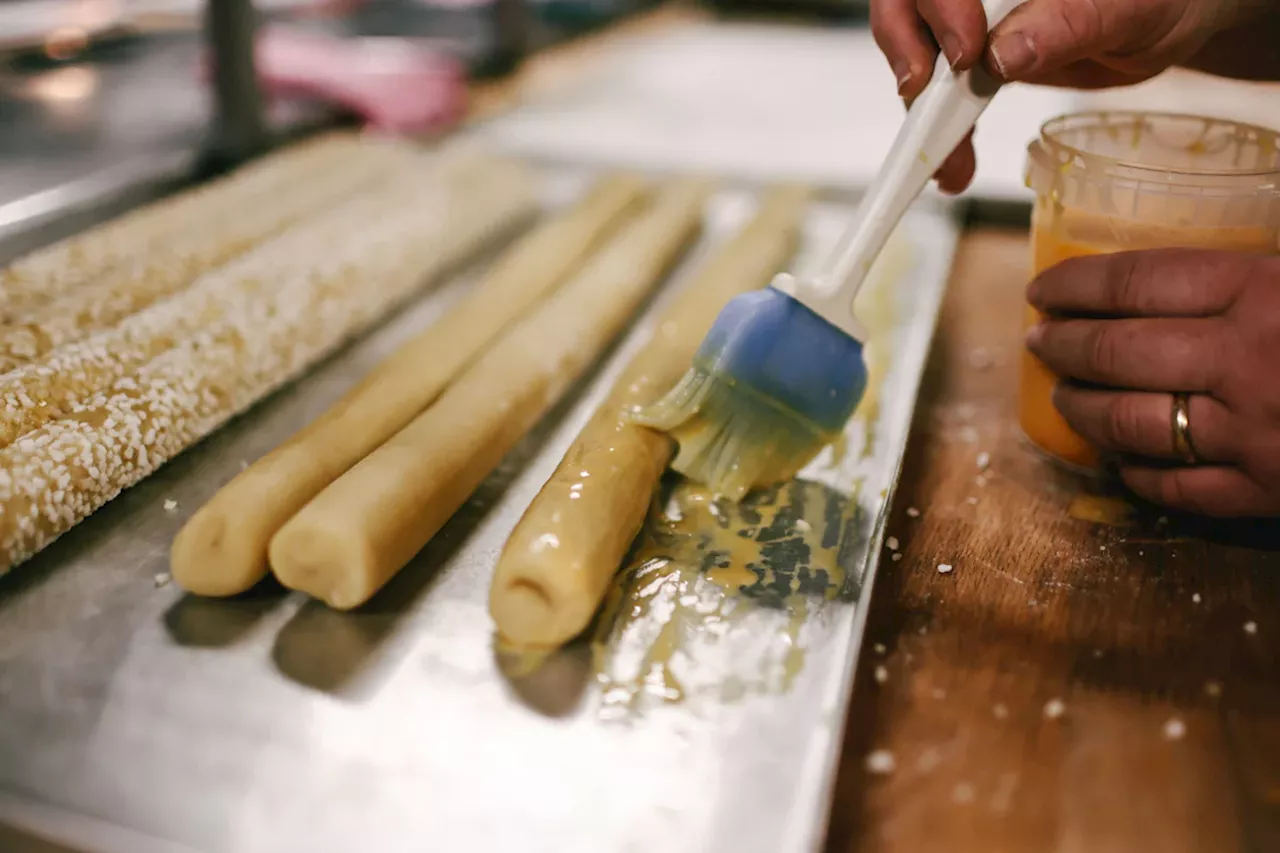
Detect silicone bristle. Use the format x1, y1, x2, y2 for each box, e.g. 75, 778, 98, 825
633, 368, 834, 501
633, 285, 867, 500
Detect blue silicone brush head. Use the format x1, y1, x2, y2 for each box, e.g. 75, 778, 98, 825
632, 286, 867, 500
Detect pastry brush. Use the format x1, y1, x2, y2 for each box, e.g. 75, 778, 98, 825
632, 0, 1025, 499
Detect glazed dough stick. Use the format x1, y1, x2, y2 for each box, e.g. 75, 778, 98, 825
171, 174, 647, 597
269, 178, 713, 610
489, 185, 811, 647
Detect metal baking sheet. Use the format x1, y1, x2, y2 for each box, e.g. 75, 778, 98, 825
0, 167, 960, 853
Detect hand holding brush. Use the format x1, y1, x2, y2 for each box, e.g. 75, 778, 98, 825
633, 0, 1025, 500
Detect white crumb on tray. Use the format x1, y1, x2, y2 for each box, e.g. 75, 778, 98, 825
1163, 718, 1186, 741
865, 749, 896, 774
796, 518, 811, 532
892, 553, 903, 562
886, 536, 899, 551
1043, 698, 1066, 720
937, 563, 953, 574
153, 572, 171, 588
162, 499, 179, 513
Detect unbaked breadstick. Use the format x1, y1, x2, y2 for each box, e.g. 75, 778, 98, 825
0, 150, 535, 573
489, 185, 811, 646
0, 132, 368, 321
269, 178, 713, 610
171, 174, 647, 598
0, 142, 416, 374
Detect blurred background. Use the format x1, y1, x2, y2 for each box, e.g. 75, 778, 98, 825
2, 0, 1276, 232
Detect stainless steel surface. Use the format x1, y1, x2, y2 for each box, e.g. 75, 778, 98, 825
204, 0, 268, 168
0, 171, 959, 853
0, 20, 329, 220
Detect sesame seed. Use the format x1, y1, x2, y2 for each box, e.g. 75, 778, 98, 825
886, 536, 899, 551
1043, 698, 1066, 719
1245, 621, 1258, 635
1192, 593, 1202, 604
874, 665, 888, 684
1204, 680, 1222, 698
865, 749, 896, 774
873, 643, 886, 655
906, 507, 920, 518
976, 451, 990, 471
892, 553, 903, 562
937, 563, 953, 574
1163, 718, 1186, 740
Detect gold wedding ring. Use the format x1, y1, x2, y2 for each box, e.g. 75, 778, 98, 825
1171, 392, 1199, 465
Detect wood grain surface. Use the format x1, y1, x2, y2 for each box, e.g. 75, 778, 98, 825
823, 229, 1280, 853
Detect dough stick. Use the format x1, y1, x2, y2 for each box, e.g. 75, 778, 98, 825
269, 178, 713, 610
489, 185, 811, 647
171, 174, 647, 597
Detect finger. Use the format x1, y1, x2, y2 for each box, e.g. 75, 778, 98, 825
917, 0, 988, 70
934, 131, 976, 194
872, 0, 938, 98
1120, 465, 1278, 518
1052, 386, 1239, 463
1028, 250, 1247, 318
1018, 59, 1160, 89
985, 0, 1168, 82
1026, 317, 1228, 391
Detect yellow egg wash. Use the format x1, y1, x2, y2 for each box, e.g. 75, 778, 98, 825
590, 477, 858, 718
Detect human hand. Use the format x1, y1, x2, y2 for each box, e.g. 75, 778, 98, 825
1024, 249, 1280, 518
870, 0, 1279, 193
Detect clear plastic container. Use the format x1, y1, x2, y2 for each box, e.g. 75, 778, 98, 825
1021, 111, 1280, 471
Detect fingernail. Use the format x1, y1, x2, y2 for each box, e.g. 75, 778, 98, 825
892, 60, 912, 93
989, 31, 1035, 79
941, 33, 964, 69
1025, 323, 1045, 348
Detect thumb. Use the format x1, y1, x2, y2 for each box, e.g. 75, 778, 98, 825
984, 0, 1176, 81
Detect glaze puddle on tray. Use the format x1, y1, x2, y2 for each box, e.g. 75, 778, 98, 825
590, 476, 860, 719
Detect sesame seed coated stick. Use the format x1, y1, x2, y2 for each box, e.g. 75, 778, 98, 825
0, 132, 372, 321
0, 140, 421, 375
0, 149, 537, 572
0, 146, 506, 454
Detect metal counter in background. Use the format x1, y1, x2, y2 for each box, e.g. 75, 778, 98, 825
0, 165, 960, 853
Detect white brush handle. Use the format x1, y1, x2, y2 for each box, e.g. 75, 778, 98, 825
775, 0, 1025, 341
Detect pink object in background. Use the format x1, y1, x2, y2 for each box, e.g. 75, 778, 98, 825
235, 25, 467, 135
